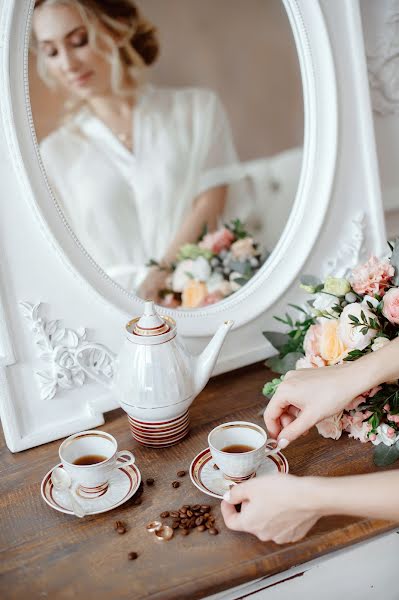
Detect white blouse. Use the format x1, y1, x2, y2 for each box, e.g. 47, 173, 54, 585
40, 86, 243, 290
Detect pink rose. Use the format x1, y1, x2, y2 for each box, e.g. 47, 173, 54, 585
382, 288, 399, 324
199, 227, 234, 254
201, 292, 224, 306
346, 411, 370, 443
346, 394, 366, 410
350, 256, 394, 296
316, 412, 343, 440
303, 324, 322, 356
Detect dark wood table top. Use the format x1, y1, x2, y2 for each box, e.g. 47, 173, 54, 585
1, 362, 397, 600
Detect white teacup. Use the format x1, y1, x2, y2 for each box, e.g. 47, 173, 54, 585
208, 421, 280, 482
59, 430, 135, 498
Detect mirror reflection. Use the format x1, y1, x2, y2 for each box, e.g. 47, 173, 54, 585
29, 0, 303, 308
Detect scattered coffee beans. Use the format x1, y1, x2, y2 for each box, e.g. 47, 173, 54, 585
171, 481, 180, 488
128, 552, 138, 560
146, 478, 155, 486
117, 525, 126, 535
153, 504, 220, 538
177, 470, 186, 477
114, 520, 125, 531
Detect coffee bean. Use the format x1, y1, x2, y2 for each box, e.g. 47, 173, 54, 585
208, 528, 219, 535
117, 526, 126, 535
186, 510, 193, 517
114, 520, 124, 531
178, 523, 186, 529
182, 505, 190, 509
213, 464, 219, 470
201, 505, 210, 511
172, 520, 180, 529
197, 525, 206, 532
205, 522, 212, 529
194, 516, 203, 526
192, 504, 201, 511
177, 470, 186, 477
170, 511, 179, 518
172, 481, 180, 488
181, 528, 190, 536
180, 506, 187, 514
146, 478, 155, 486
128, 552, 138, 560
160, 511, 170, 519
203, 513, 210, 518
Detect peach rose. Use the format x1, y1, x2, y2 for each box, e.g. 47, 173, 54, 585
316, 412, 343, 440
182, 280, 208, 308
319, 320, 348, 365
199, 227, 234, 254
350, 256, 394, 296
230, 237, 256, 261
338, 303, 378, 350
303, 323, 322, 356
382, 288, 399, 324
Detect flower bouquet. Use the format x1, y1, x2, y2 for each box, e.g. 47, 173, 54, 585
153, 220, 267, 309
262, 243, 399, 466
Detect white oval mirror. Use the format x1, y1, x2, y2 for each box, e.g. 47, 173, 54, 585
29, 0, 303, 313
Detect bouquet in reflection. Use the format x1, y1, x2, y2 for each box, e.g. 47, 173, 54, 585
153, 219, 267, 309
263, 242, 399, 466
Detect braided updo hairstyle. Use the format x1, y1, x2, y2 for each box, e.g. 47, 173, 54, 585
32, 0, 159, 97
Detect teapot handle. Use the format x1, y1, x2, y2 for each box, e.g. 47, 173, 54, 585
75, 343, 116, 390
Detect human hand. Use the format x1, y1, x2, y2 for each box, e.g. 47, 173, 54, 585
221, 473, 322, 544
264, 362, 371, 444
138, 267, 168, 302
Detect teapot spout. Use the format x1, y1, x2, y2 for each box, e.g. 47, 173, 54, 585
193, 320, 234, 396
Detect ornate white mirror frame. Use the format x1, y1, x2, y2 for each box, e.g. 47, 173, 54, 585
0, 0, 387, 451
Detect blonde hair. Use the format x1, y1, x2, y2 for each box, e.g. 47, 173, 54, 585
31, 0, 159, 101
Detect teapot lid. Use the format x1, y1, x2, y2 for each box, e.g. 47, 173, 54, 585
126, 301, 176, 345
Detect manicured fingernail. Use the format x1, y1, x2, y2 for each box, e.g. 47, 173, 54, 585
223, 491, 232, 503
278, 438, 289, 449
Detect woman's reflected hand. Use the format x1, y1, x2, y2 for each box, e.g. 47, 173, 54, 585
138, 266, 169, 302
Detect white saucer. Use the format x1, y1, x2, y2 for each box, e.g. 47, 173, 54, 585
189, 447, 289, 499
41, 462, 141, 516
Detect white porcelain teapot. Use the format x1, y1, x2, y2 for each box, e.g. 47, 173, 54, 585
76, 301, 233, 447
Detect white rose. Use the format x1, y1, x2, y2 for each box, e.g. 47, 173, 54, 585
191, 256, 211, 282
371, 423, 399, 446
206, 272, 225, 293
312, 292, 339, 317
229, 271, 243, 292
371, 336, 390, 352
172, 259, 194, 292
338, 303, 378, 350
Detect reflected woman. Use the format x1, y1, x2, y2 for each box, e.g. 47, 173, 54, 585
31, 0, 240, 298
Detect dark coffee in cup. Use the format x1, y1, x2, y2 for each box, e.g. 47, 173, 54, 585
73, 454, 107, 466
221, 444, 255, 453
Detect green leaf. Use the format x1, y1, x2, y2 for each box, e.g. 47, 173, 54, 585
234, 277, 250, 286
288, 303, 308, 315
373, 442, 399, 467
349, 315, 360, 323
274, 316, 290, 325
390, 237, 399, 286
265, 352, 304, 375
300, 275, 322, 287
262, 377, 282, 399
285, 313, 294, 327
262, 331, 290, 350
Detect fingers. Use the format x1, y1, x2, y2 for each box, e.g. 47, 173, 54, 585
223, 481, 250, 505
264, 392, 290, 438
220, 500, 244, 531
278, 411, 314, 443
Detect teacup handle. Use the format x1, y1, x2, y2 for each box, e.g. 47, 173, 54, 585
264, 439, 281, 456
116, 450, 135, 468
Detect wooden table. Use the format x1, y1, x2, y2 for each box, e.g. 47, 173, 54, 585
1, 363, 397, 600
